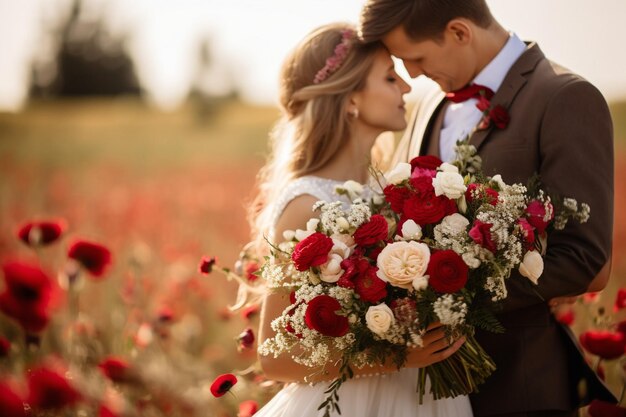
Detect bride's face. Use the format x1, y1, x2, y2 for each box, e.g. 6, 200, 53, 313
351, 48, 411, 133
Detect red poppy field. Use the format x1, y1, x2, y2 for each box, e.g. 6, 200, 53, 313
0, 99, 625, 416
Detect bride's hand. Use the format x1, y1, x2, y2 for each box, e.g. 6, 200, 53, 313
405, 322, 466, 368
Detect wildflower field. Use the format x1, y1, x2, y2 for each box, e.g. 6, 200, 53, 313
0, 98, 625, 416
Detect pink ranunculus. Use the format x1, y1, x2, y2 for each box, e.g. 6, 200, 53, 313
469, 220, 497, 253
525, 200, 554, 235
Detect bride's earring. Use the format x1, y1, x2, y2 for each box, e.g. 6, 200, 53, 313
350, 108, 359, 119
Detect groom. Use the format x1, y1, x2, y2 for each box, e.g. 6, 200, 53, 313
360, 1, 615, 416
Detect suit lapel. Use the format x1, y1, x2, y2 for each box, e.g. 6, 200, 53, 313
469, 43, 545, 151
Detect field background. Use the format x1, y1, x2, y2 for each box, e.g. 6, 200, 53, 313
0, 98, 625, 416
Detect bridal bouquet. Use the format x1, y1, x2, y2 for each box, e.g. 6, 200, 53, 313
258, 141, 590, 416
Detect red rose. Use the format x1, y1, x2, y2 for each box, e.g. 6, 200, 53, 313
427, 250, 469, 293
67, 239, 112, 278
304, 295, 349, 337
239, 400, 259, 417
17, 219, 67, 247
98, 357, 132, 383
588, 400, 626, 417
615, 288, 626, 312
555, 308, 575, 326
0, 261, 54, 333
579, 330, 626, 360
353, 214, 388, 247
291, 232, 333, 271
383, 184, 410, 213
237, 328, 255, 350
409, 155, 442, 178
488, 105, 510, 129
0, 382, 25, 417
469, 220, 497, 253
199, 256, 217, 274
210, 373, 237, 397
408, 176, 458, 224
27, 366, 81, 410
517, 218, 536, 250
525, 200, 554, 235
354, 266, 387, 303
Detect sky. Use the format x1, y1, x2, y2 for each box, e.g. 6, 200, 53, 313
1, 0, 626, 111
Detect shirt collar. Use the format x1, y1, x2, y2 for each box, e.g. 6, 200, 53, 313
473, 32, 527, 93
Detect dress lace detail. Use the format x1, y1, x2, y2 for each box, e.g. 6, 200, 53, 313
256, 175, 473, 417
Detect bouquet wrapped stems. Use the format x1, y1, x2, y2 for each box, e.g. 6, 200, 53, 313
417, 332, 496, 403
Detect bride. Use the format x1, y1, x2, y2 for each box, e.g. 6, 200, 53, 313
248, 23, 472, 416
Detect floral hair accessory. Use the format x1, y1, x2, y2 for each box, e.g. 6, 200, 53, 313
313, 29, 355, 84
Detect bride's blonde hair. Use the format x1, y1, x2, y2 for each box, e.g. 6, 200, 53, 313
248, 23, 389, 246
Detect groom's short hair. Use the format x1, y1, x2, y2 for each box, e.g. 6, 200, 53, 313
360, 0, 493, 43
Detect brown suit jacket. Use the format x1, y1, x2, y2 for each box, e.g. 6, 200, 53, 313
394, 43, 615, 415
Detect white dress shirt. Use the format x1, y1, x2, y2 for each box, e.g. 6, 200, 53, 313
439, 33, 527, 162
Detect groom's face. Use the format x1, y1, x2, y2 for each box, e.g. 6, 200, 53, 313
382, 26, 474, 92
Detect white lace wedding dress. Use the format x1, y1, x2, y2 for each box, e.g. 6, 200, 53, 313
255, 176, 473, 417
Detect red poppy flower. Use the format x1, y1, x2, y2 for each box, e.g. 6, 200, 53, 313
98, 356, 132, 383
27, 366, 81, 410
292, 233, 333, 271
67, 239, 112, 278
615, 288, 626, 312
579, 330, 626, 360
304, 295, 349, 337
0, 382, 25, 417
17, 219, 67, 247
199, 256, 217, 274
427, 250, 469, 293
210, 373, 237, 397
237, 328, 255, 350
353, 214, 388, 247
0, 261, 54, 333
239, 400, 259, 417
583, 292, 600, 303
588, 400, 626, 417
157, 305, 175, 323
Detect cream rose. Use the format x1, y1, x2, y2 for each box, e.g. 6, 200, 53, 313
365, 304, 395, 335
519, 250, 544, 284
433, 170, 466, 199
376, 241, 430, 289
412, 275, 429, 291
441, 213, 470, 235
319, 240, 351, 283
386, 162, 411, 185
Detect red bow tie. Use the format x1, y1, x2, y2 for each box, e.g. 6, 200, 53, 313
446, 84, 495, 103
445, 84, 510, 130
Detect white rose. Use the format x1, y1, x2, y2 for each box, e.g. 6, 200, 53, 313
319, 240, 351, 283
439, 162, 459, 173
441, 213, 470, 235
342, 180, 364, 196
282, 230, 296, 241
330, 233, 356, 249
412, 275, 429, 291
306, 218, 320, 231
376, 241, 430, 289
401, 219, 422, 240
295, 229, 314, 241
433, 171, 467, 199
366, 304, 395, 335
519, 250, 544, 284
385, 162, 411, 185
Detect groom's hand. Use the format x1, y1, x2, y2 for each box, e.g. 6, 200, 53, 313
405, 322, 466, 368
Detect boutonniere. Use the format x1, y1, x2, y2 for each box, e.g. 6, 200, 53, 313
447, 84, 510, 131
